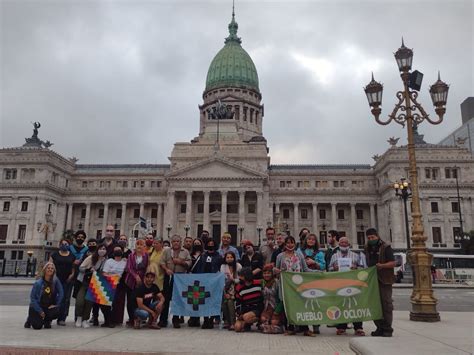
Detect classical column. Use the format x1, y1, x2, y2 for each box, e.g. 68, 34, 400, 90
256, 190, 263, 228
157, 203, 163, 238
390, 198, 404, 246
274, 202, 280, 228
120, 203, 127, 235
84, 203, 91, 236
369, 203, 376, 229
331, 203, 337, 231
350, 203, 357, 247
139, 203, 145, 219
312, 203, 318, 234
186, 191, 193, 235
221, 191, 228, 234
441, 197, 450, 245
165, 191, 176, 234
101, 203, 109, 238
293, 203, 299, 238
238, 191, 245, 229
203, 190, 210, 233
66, 203, 73, 230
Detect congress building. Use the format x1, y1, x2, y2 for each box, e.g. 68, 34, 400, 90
1, 11, 473, 270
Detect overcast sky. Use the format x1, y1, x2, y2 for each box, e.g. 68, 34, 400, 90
1, 0, 472, 165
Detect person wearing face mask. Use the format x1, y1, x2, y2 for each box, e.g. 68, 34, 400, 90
240, 240, 264, 280
328, 236, 366, 336
194, 239, 223, 329
111, 235, 131, 326
364, 228, 396, 338
75, 244, 108, 328
49, 239, 75, 326
100, 246, 127, 328
324, 230, 340, 271
187, 238, 204, 328
70, 231, 88, 300
144, 233, 155, 254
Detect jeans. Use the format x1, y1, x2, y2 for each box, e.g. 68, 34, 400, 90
134, 301, 158, 320
28, 306, 60, 330
58, 280, 73, 322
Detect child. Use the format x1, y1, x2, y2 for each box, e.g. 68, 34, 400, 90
220, 252, 242, 330
260, 264, 283, 334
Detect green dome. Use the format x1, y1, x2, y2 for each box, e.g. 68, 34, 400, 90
205, 12, 259, 92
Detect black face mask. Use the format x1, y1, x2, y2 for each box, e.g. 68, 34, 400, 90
207, 245, 215, 252
114, 250, 123, 258
76, 239, 84, 245
88, 245, 97, 253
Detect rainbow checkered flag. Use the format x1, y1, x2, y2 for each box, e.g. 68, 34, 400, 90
85, 271, 120, 306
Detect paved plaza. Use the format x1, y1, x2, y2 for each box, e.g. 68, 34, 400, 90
0, 304, 472, 355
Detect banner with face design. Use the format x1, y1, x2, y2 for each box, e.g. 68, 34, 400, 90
281, 266, 383, 325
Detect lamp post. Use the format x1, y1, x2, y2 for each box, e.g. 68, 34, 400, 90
454, 233, 472, 254
238, 226, 244, 244
166, 224, 172, 240
454, 167, 464, 237
256, 226, 263, 247
364, 39, 449, 322
394, 178, 412, 251
184, 224, 190, 237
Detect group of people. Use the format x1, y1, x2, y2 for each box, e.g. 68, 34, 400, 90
24, 225, 395, 338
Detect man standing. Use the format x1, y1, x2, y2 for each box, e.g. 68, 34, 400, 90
270, 233, 286, 265
160, 235, 191, 328
240, 240, 264, 279
259, 227, 276, 264
324, 230, 340, 271
364, 228, 396, 337
101, 225, 117, 258
218, 232, 240, 260
183, 236, 194, 254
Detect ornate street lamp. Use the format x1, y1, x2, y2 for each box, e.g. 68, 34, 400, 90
454, 233, 472, 254
364, 39, 449, 322
394, 178, 412, 251
256, 226, 263, 247
184, 224, 190, 237
166, 224, 172, 239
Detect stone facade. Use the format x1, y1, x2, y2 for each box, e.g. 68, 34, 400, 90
1, 12, 474, 264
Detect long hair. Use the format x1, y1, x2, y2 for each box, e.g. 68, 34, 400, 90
223, 251, 237, 277
302, 233, 320, 252
92, 244, 106, 265
41, 262, 57, 294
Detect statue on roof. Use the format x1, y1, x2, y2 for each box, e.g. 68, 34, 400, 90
387, 137, 400, 146
32, 122, 41, 138
23, 122, 54, 149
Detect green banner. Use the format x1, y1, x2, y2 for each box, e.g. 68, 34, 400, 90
281, 266, 383, 325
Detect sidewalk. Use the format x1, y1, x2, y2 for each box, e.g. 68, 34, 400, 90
0, 306, 472, 354
350, 311, 473, 355
2, 277, 474, 288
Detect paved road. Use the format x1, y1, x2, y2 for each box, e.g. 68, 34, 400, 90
1, 285, 473, 312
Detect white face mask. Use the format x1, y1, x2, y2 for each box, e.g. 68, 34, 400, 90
339, 246, 349, 253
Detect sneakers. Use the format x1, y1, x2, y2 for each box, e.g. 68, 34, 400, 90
57, 320, 66, 326
75, 317, 82, 328
81, 320, 90, 328
336, 329, 346, 335
371, 329, 384, 337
